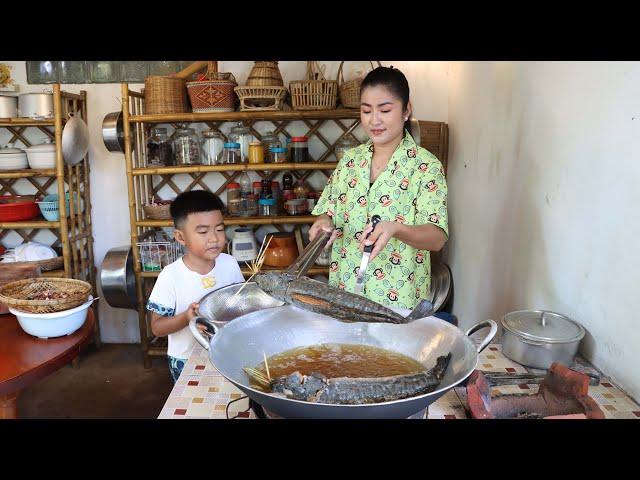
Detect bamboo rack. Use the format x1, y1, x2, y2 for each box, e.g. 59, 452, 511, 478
0, 85, 99, 347
120, 81, 450, 367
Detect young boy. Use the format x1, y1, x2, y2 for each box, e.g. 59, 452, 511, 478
147, 190, 244, 383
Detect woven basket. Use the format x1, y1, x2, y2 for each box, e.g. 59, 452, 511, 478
289, 61, 338, 111
143, 202, 172, 220
246, 61, 284, 87
3, 256, 64, 272
0, 277, 92, 314
234, 86, 287, 111
338, 61, 382, 108
186, 61, 238, 113
144, 76, 188, 115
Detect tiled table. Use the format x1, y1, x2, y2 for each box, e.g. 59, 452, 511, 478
158, 343, 640, 419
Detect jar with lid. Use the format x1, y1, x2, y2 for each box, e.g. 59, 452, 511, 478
294, 179, 310, 199
271, 147, 287, 164
173, 124, 200, 165
226, 182, 241, 216
147, 127, 173, 166
219, 142, 242, 164
271, 181, 281, 215
258, 198, 276, 217
242, 193, 258, 217
248, 141, 264, 164
334, 135, 360, 162
201, 129, 225, 166
261, 130, 281, 163
229, 122, 253, 163
252, 181, 262, 198
290, 136, 309, 163
282, 172, 294, 190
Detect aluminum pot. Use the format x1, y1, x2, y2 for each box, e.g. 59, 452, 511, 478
102, 111, 128, 153
18, 92, 54, 119
100, 246, 137, 309
0, 94, 18, 118
501, 310, 586, 370
190, 288, 497, 419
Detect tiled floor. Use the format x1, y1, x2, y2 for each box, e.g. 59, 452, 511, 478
158, 343, 640, 419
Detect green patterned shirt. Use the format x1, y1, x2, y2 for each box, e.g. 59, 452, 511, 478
311, 131, 448, 309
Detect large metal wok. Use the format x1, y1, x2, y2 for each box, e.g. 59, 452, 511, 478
190, 291, 496, 419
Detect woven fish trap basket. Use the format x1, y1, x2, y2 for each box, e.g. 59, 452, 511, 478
234, 86, 287, 111
289, 61, 337, 111
0, 277, 92, 314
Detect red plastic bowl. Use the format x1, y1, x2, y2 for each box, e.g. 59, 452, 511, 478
0, 196, 41, 222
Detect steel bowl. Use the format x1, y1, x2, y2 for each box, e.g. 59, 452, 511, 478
62, 112, 90, 166
100, 246, 137, 309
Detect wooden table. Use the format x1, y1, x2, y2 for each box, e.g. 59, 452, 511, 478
0, 308, 95, 419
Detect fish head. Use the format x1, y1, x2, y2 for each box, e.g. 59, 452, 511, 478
253, 271, 293, 300
270, 371, 327, 401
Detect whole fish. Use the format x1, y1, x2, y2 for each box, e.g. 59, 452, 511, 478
244, 353, 451, 405
253, 271, 434, 324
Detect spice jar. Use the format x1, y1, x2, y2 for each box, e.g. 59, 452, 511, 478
201, 129, 225, 166
294, 179, 309, 199
147, 127, 173, 166
229, 122, 253, 163
173, 124, 200, 165
271, 181, 281, 215
291, 136, 309, 163
252, 181, 262, 198
219, 142, 242, 164
335, 135, 359, 162
258, 198, 276, 216
226, 182, 241, 216
261, 130, 281, 163
271, 147, 287, 164
242, 193, 258, 217
248, 141, 264, 164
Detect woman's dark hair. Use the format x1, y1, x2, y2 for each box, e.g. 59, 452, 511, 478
360, 66, 412, 135
170, 190, 225, 228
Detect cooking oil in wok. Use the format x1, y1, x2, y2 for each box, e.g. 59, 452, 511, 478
252, 343, 426, 387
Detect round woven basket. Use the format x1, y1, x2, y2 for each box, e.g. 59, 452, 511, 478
0, 277, 92, 314
143, 203, 172, 220
4, 256, 64, 272
337, 61, 381, 108
144, 76, 188, 115
246, 61, 284, 87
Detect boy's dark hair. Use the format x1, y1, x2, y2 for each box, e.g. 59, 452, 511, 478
170, 190, 225, 228
360, 66, 412, 134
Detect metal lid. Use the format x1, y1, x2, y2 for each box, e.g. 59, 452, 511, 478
501, 310, 585, 344
25, 139, 55, 153
202, 129, 223, 138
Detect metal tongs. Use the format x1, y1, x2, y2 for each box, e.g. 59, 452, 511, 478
286, 230, 331, 278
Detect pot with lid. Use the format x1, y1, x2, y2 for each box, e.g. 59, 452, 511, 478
25, 139, 56, 169
501, 310, 586, 370
18, 92, 54, 119
0, 143, 28, 170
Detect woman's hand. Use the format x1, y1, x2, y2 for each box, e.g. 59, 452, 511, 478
358, 220, 400, 261
309, 214, 338, 247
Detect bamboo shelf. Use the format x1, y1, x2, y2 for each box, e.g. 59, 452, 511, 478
120, 81, 450, 367
0, 84, 99, 347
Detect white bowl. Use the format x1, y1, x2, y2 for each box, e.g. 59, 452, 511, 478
9, 296, 94, 339
25, 142, 56, 169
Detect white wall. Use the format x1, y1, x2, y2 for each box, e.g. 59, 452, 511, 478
1, 61, 449, 344
446, 61, 640, 399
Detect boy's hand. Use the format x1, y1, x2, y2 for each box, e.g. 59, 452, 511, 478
185, 302, 207, 333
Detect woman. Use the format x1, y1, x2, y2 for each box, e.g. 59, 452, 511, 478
309, 66, 448, 310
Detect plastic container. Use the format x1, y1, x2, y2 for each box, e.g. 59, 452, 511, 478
271, 147, 287, 164
9, 296, 94, 339
229, 122, 253, 163
219, 142, 242, 164
147, 127, 173, 166
36, 193, 76, 221
259, 198, 276, 216
0, 196, 40, 221
201, 129, 225, 166
291, 136, 309, 163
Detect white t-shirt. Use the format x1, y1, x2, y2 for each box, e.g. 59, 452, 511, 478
146, 253, 244, 359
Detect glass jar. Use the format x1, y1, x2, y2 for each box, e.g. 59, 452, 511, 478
282, 172, 294, 191
219, 142, 242, 164
335, 135, 360, 162
271, 147, 287, 164
226, 182, 241, 216
291, 136, 309, 163
241, 193, 258, 217
173, 125, 200, 165
258, 198, 276, 217
252, 181, 262, 198
261, 130, 281, 163
271, 181, 281, 215
248, 141, 264, 164
294, 179, 309, 199
201, 129, 225, 166
229, 122, 253, 163
147, 127, 173, 166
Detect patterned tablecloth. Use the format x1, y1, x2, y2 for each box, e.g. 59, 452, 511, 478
158, 342, 640, 419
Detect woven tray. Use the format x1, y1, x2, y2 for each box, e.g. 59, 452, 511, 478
234, 86, 287, 111
0, 277, 92, 314
1, 256, 64, 272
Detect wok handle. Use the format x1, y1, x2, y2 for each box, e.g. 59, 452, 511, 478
465, 319, 498, 353
188, 316, 217, 351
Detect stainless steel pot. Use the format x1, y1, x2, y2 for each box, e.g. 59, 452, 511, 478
0, 95, 18, 118
62, 112, 90, 165
18, 92, 53, 119
190, 288, 497, 419
102, 111, 128, 153
100, 246, 137, 309
501, 310, 585, 370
